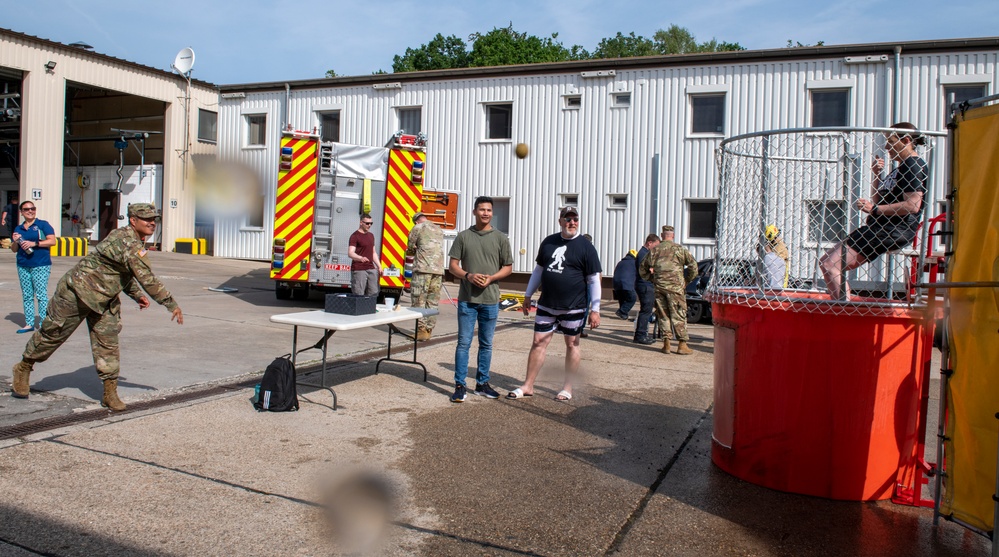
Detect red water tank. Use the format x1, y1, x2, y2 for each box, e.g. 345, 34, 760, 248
711, 293, 932, 501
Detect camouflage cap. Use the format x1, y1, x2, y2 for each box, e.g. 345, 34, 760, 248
661, 225, 674, 233
128, 203, 160, 219
412, 211, 426, 223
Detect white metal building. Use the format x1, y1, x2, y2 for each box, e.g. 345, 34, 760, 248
215, 37, 999, 274
0, 28, 217, 250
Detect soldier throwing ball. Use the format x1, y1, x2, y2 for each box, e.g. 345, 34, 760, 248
10, 203, 183, 411
639, 225, 697, 355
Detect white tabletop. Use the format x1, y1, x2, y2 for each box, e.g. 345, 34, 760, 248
269, 306, 438, 331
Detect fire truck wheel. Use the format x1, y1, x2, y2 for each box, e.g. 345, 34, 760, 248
292, 287, 310, 301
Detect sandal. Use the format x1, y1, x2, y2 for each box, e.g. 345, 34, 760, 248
555, 390, 572, 401
506, 388, 533, 399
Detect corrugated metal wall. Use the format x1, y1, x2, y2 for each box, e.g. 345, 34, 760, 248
216, 47, 998, 271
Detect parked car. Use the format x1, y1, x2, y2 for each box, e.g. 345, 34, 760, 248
685, 259, 715, 323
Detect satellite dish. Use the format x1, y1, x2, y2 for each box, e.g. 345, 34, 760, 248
172, 47, 195, 75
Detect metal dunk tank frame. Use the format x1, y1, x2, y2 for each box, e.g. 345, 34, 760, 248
707, 126, 946, 502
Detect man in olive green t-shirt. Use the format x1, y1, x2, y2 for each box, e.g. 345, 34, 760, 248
447, 196, 513, 403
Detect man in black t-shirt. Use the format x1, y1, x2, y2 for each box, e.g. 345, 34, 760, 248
507, 206, 602, 402
820, 122, 929, 300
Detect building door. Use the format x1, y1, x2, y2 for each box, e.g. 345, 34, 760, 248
98, 190, 120, 240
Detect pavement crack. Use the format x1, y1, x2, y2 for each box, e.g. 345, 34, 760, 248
602, 403, 714, 556
46, 438, 322, 508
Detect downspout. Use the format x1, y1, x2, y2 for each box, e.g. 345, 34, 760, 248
892, 46, 902, 124
284, 83, 291, 130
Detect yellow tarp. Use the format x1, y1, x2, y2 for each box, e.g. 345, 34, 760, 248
944, 101, 999, 532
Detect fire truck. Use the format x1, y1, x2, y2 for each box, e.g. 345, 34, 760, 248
270, 130, 437, 301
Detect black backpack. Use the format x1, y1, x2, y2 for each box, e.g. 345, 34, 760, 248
254, 356, 299, 412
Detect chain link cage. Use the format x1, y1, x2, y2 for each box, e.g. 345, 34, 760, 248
706, 127, 945, 317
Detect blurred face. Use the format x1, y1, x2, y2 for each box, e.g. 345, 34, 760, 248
130, 215, 157, 239
560, 213, 579, 236
473, 202, 492, 228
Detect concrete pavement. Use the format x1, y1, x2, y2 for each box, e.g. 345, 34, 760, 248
0, 251, 989, 556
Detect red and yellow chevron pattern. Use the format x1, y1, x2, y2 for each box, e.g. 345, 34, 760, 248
270, 134, 318, 281
379, 149, 426, 288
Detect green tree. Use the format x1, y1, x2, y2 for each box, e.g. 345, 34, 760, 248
325, 69, 337, 78
592, 32, 657, 59
652, 25, 745, 54
467, 24, 588, 67
392, 33, 471, 72
654, 25, 699, 54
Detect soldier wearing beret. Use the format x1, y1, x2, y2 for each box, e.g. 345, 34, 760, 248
405, 211, 445, 341
641, 225, 697, 355
10, 203, 184, 411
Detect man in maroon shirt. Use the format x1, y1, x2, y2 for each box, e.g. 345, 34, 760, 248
348, 213, 380, 296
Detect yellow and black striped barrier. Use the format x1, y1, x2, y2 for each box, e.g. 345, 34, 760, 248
175, 238, 208, 255
50, 237, 89, 257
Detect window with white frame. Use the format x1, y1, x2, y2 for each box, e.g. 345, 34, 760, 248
559, 193, 579, 209
319, 111, 340, 142
687, 200, 718, 240
607, 194, 628, 209
612, 92, 631, 108
943, 84, 987, 106
245, 114, 267, 146
485, 103, 513, 140
397, 107, 422, 134
490, 197, 510, 233
197, 109, 217, 143
690, 94, 725, 134
810, 89, 850, 127
563, 95, 582, 110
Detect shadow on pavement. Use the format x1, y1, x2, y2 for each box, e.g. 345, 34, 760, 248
0, 504, 172, 556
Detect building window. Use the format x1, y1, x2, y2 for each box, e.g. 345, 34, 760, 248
245, 114, 267, 146
690, 94, 725, 134
563, 95, 582, 110
943, 84, 987, 106
398, 107, 421, 134
811, 90, 849, 127
608, 194, 628, 209
319, 111, 340, 142
490, 197, 510, 234
688, 200, 718, 239
806, 200, 847, 244
246, 192, 265, 228
612, 93, 631, 108
485, 103, 513, 140
559, 193, 578, 208
197, 109, 217, 143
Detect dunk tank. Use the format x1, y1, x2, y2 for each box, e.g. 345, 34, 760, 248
706, 127, 946, 502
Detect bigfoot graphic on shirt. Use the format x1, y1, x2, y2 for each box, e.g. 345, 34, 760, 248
547, 245, 567, 272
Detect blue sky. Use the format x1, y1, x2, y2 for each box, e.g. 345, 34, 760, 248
4, 0, 997, 85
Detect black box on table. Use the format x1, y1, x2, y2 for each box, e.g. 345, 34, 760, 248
324, 294, 377, 315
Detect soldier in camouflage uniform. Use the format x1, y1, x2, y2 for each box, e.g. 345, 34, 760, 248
406, 212, 444, 341
10, 203, 184, 411
639, 225, 697, 355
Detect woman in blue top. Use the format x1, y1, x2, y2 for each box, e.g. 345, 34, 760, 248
10, 201, 56, 333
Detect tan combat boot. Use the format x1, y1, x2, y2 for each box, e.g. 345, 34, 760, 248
416, 327, 432, 342
661, 338, 671, 355
11, 360, 33, 398
676, 340, 694, 355
101, 379, 127, 412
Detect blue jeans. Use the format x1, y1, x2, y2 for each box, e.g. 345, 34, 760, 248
614, 289, 637, 315
454, 301, 499, 387
635, 282, 655, 337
